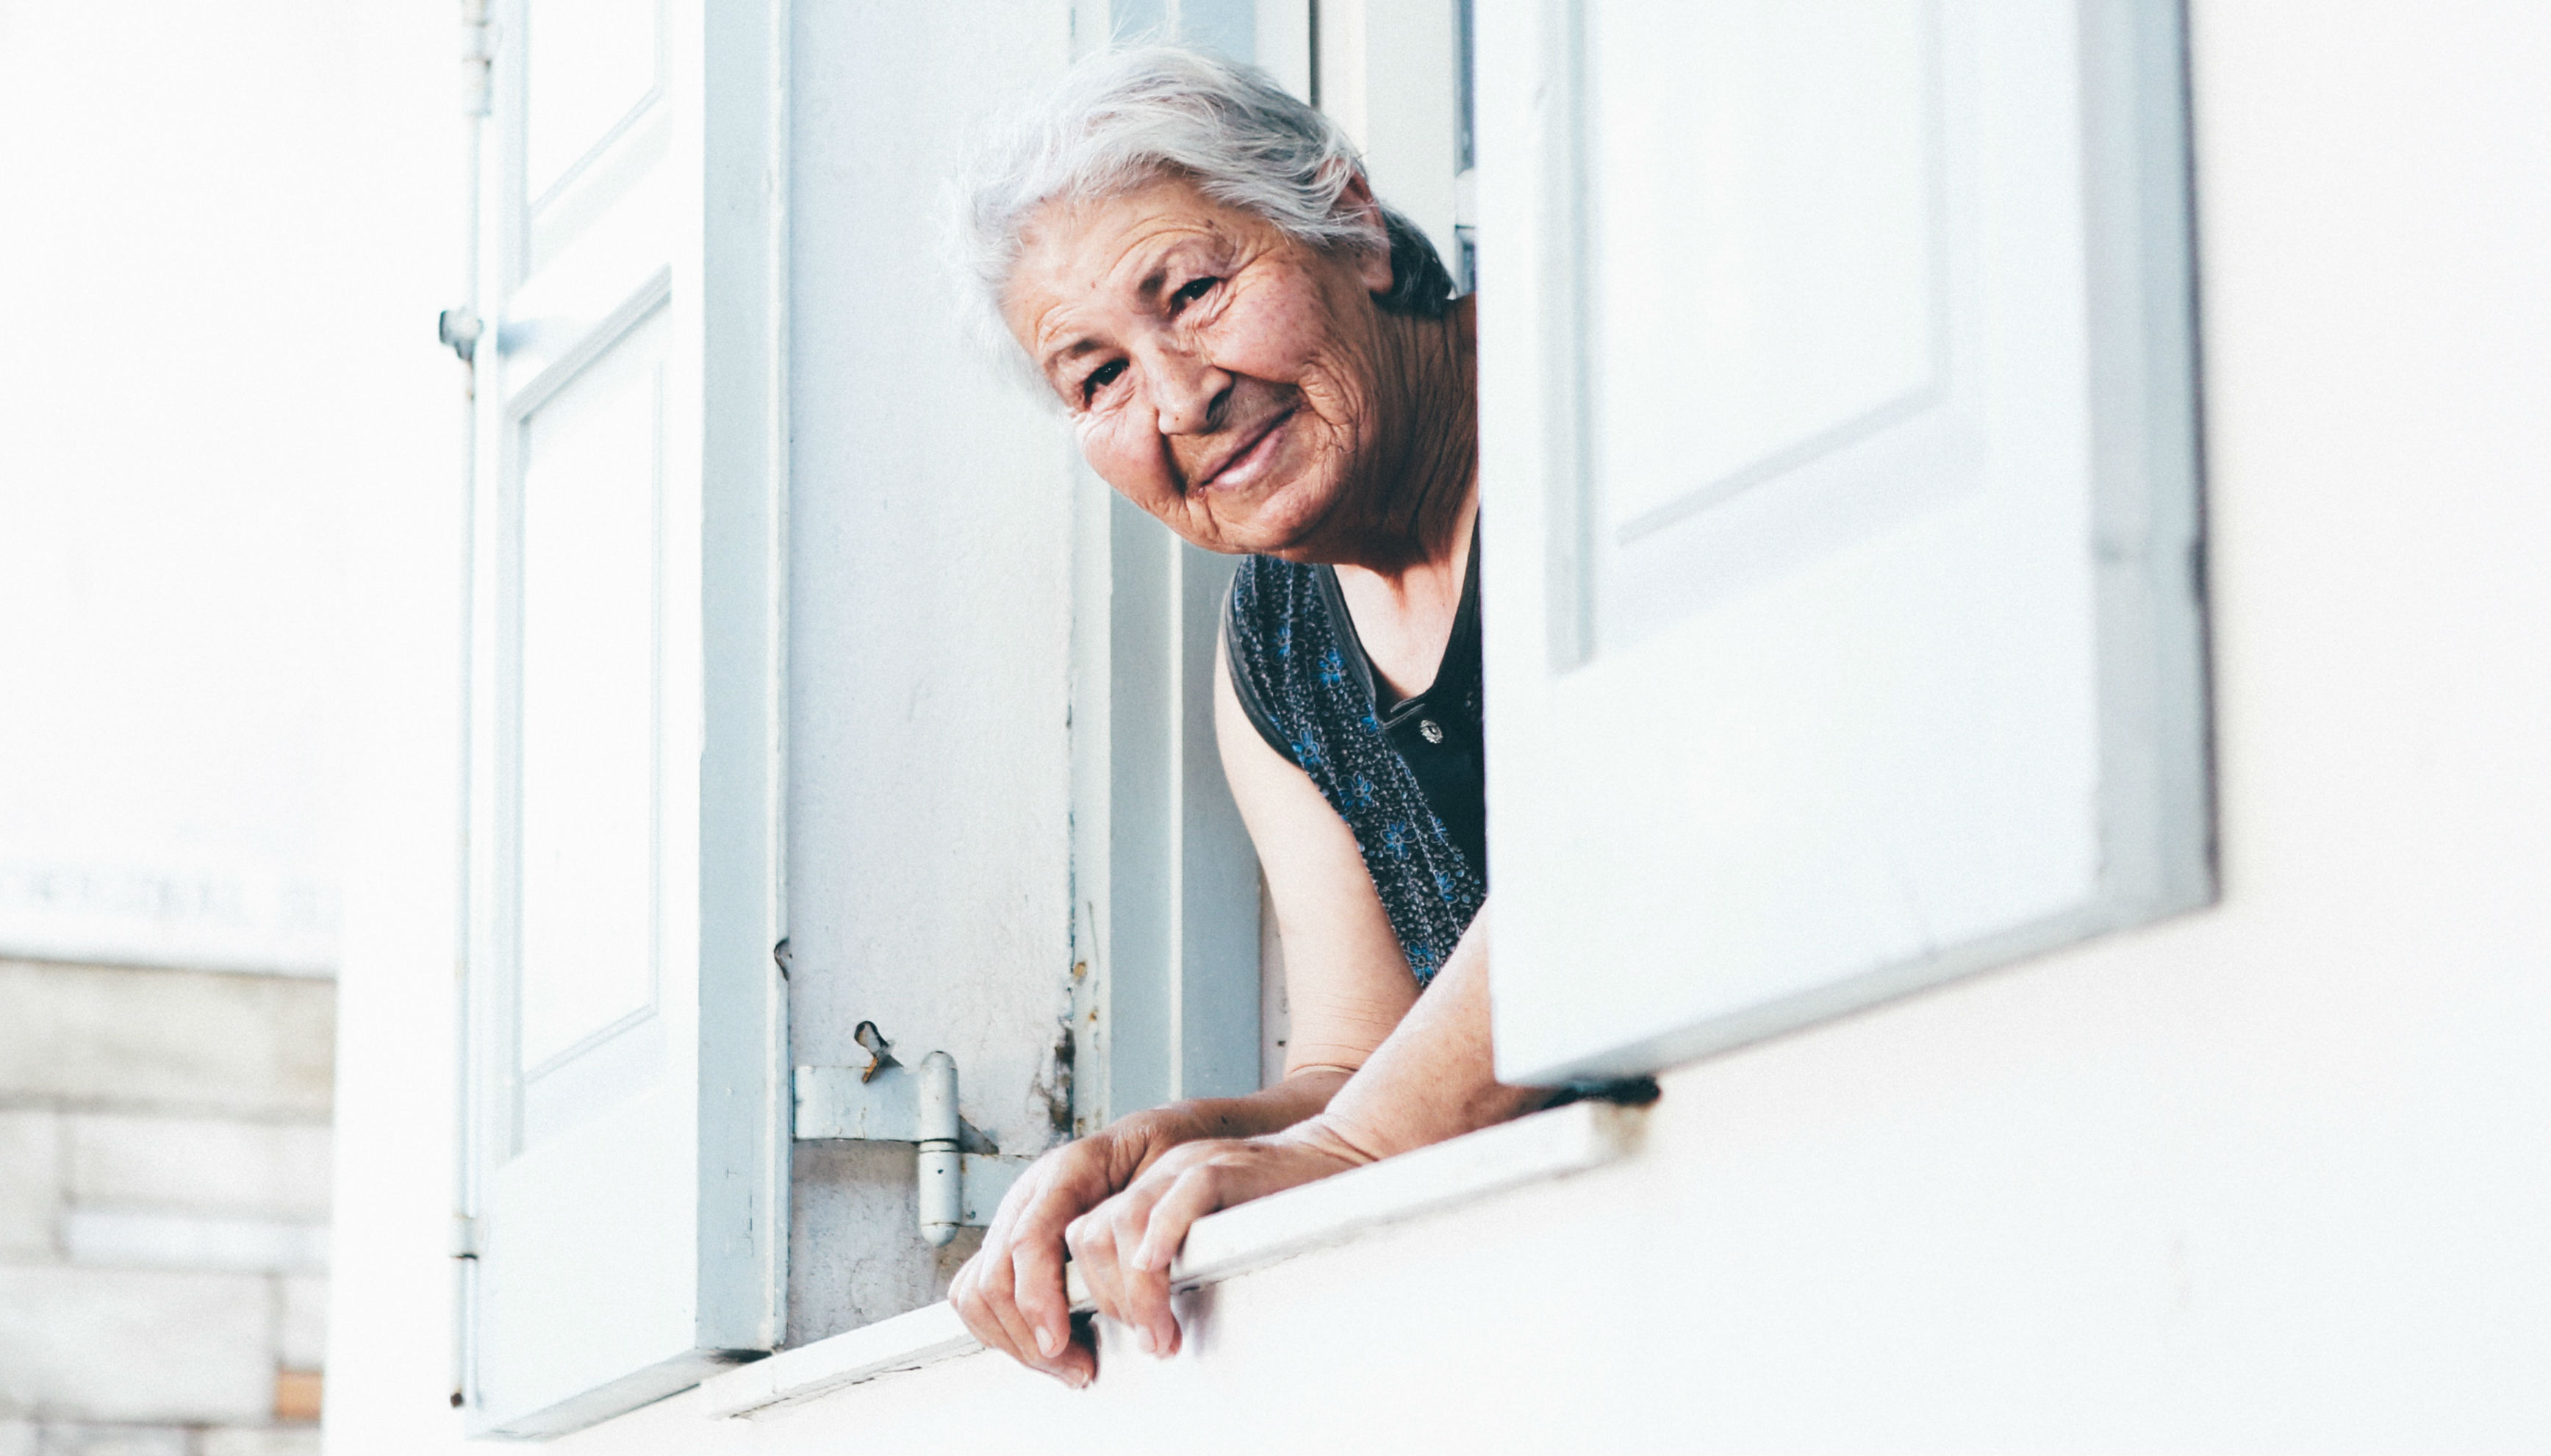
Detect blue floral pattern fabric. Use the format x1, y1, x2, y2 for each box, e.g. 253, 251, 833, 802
1221, 548, 1485, 987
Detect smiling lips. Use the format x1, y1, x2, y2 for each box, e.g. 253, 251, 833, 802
1193, 404, 1297, 492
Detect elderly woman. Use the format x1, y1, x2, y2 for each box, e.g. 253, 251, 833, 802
948, 47, 1543, 1386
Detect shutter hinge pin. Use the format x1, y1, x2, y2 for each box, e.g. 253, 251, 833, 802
793, 1036, 1033, 1244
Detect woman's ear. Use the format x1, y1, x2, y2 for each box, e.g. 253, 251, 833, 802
1332, 174, 1397, 296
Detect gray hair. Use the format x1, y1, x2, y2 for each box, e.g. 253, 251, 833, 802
950, 46, 1455, 371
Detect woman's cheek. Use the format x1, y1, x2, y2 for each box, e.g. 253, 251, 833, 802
1219, 286, 1327, 383
1076, 408, 1172, 510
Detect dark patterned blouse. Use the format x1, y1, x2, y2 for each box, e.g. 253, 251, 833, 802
1220, 531, 1485, 986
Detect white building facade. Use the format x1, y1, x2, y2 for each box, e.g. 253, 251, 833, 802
1, 2, 457, 1452
325, 1, 2551, 1452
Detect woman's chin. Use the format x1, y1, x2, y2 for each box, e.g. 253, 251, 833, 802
1198, 475, 1335, 558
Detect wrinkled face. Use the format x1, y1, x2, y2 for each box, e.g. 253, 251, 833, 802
1002, 176, 1396, 557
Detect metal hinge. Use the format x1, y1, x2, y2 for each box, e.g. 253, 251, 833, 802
793, 1025, 1032, 1245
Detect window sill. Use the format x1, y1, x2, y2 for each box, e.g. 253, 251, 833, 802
699, 1097, 1648, 1419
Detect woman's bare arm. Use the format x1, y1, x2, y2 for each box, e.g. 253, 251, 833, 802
949, 643, 1424, 1385
1213, 639, 1423, 1080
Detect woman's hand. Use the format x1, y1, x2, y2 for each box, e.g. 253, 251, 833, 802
949, 1110, 1192, 1388
1069, 913, 1543, 1363
950, 1072, 1349, 1386
1063, 1122, 1374, 1360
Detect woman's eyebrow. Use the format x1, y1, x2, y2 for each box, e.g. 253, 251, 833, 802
1105, 255, 1179, 312
1030, 232, 1226, 374
1119, 233, 1225, 307
1037, 334, 1105, 379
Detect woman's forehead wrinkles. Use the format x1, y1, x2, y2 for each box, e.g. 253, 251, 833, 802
1028, 306, 1100, 381
1101, 215, 1226, 298
1020, 226, 1155, 326
1012, 184, 1271, 384
1027, 236, 1221, 367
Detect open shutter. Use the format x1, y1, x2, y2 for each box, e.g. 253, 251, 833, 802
1476, 0, 2210, 1083
459, 0, 786, 1435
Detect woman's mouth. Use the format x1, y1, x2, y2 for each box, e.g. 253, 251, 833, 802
1197, 407, 1296, 492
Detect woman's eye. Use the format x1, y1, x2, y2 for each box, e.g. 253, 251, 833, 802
1080, 359, 1126, 404
1171, 276, 1219, 309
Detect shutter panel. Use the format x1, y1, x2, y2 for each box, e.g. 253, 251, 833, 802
459, 0, 786, 1435
1475, 0, 2210, 1083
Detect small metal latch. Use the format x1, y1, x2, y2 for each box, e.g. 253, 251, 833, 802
853, 1019, 898, 1080
794, 1038, 1031, 1245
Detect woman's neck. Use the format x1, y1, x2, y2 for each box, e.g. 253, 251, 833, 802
1322, 295, 1479, 699
1328, 295, 1479, 590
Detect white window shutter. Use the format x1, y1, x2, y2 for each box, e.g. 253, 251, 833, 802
459, 0, 786, 1435
1475, 0, 2211, 1083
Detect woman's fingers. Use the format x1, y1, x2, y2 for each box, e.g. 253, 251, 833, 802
954, 1244, 1063, 1381
1120, 1158, 1241, 1357
1041, 1321, 1097, 1388
950, 1152, 1115, 1388
997, 1233, 1095, 1388
950, 1250, 1038, 1370
1067, 1158, 1191, 1355
1007, 1230, 1074, 1362
1069, 1142, 1223, 1359
1105, 1183, 1183, 1357
1128, 1158, 1227, 1283
1063, 1210, 1129, 1335
1058, 1135, 1361, 1364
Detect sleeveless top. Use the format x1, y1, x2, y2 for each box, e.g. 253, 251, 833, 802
1221, 531, 1485, 986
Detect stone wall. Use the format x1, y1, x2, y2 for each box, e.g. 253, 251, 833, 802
0, 961, 334, 1456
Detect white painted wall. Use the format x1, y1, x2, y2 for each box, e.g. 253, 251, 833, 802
328, 1, 2551, 1450
0, 0, 426, 976
779, 1, 1085, 1344
0, 0, 446, 1452
251, 0, 462, 1449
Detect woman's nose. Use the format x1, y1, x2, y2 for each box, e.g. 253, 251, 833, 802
1148, 349, 1230, 437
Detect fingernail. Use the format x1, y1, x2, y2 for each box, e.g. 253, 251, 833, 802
1035, 1327, 1060, 1358
1152, 1327, 1174, 1358
1133, 1327, 1155, 1355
